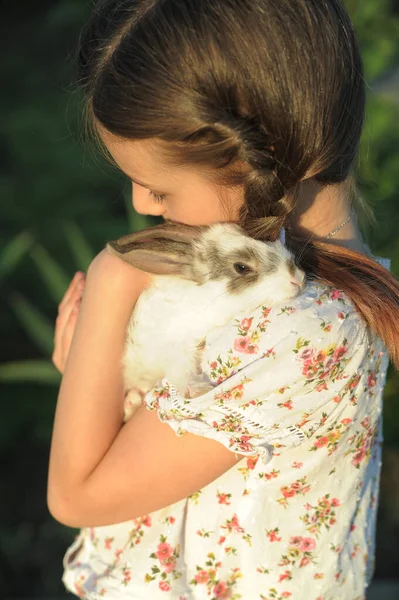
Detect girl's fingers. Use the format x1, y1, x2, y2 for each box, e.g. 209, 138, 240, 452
53, 298, 81, 373
53, 276, 85, 372
59, 272, 85, 313
54, 287, 79, 350
61, 299, 81, 362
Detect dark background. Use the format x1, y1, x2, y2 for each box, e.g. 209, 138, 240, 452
1, 0, 399, 597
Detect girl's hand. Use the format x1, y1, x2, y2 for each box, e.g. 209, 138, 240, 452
53, 271, 86, 374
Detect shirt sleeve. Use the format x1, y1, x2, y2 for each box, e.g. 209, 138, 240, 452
143, 282, 369, 465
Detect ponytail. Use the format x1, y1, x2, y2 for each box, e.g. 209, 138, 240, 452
295, 239, 399, 369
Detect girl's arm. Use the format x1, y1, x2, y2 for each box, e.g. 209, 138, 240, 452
47, 250, 241, 528
47, 250, 149, 511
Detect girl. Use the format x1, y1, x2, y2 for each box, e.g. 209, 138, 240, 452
48, 1, 399, 599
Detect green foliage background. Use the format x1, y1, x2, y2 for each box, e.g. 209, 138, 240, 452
0, 0, 398, 597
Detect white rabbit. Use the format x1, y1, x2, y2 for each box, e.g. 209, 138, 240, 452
106, 222, 306, 421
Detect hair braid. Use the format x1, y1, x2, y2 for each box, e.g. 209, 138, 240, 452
233, 118, 308, 241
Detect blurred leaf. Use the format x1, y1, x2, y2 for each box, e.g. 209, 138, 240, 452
63, 220, 95, 272
0, 231, 34, 283
0, 360, 60, 384
9, 293, 54, 356
30, 244, 70, 304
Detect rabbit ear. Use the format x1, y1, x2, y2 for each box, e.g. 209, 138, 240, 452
106, 222, 206, 277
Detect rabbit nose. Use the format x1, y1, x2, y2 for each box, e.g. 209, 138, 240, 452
290, 269, 305, 289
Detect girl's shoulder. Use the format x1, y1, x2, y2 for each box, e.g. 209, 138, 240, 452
205, 279, 369, 363
200, 278, 381, 400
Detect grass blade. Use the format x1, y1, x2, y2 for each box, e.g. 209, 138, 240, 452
0, 360, 61, 384
9, 293, 54, 356
63, 220, 95, 272
0, 231, 35, 283
30, 244, 70, 304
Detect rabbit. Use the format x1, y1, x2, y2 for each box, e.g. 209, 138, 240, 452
106, 221, 306, 421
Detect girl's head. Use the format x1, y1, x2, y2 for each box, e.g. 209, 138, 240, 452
97, 127, 245, 226
77, 0, 364, 238
76, 0, 399, 368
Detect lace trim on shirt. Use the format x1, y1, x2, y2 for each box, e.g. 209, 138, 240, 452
167, 381, 306, 447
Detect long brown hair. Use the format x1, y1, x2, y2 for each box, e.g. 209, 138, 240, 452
75, 0, 399, 368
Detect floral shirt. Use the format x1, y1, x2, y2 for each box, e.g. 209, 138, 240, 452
62, 268, 390, 600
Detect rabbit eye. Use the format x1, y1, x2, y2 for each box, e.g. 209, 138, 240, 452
234, 262, 252, 275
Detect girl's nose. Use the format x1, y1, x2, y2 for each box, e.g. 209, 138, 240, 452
131, 184, 165, 217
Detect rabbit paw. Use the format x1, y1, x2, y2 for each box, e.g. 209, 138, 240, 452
123, 388, 144, 422
185, 373, 214, 399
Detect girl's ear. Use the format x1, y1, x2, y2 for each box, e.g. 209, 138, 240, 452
106, 222, 206, 276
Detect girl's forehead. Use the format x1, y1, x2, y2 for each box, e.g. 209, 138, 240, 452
97, 126, 174, 180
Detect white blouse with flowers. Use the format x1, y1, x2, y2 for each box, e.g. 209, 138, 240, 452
61, 268, 390, 600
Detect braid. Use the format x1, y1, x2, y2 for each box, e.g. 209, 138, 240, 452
231, 117, 306, 241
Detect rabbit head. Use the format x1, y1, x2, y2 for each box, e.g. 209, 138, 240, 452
107, 222, 305, 305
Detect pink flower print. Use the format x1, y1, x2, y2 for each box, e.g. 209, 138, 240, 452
299, 538, 316, 552
230, 514, 243, 533
264, 469, 279, 480
338, 311, 345, 320
122, 567, 131, 585
247, 456, 259, 470
114, 549, 123, 561
195, 570, 210, 583
213, 581, 231, 599
341, 418, 352, 425
289, 536, 303, 547
233, 335, 258, 354
361, 416, 370, 428
156, 542, 173, 561
301, 348, 315, 361
292, 461, 303, 469
282, 399, 293, 410
142, 515, 152, 526
367, 372, 377, 388
218, 536, 226, 545
314, 436, 329, 448
330, 290, 343, 300
210, 361, 218, 369
324, 325, 332, 332
237, 435, 253, 452
266, 528, 282, 542
302, 360, 318, 378
290, 482, 302, 491
163, 557, 177, 573
352, 447, 367, 467
240, 317, 253, 331
333, 346, 347, 362
281, 486, 296, 498
282, 593, 292, 598
169, 516, 175, 524
159, 581, 171, 592
104, 537, 113, 550
331, 498, 340, 507
222, 513, 245, 535
214, 383, 245, 403
300, 556, 312, 567
248, 344, 258, 354
278, 570, 291, 582
217, 492, 231, 505
316, 381, 328, 392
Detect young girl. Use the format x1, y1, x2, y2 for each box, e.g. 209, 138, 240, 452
48, 1, 399, 598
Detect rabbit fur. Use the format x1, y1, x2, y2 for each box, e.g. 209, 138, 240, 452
106, 222, 305, 421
